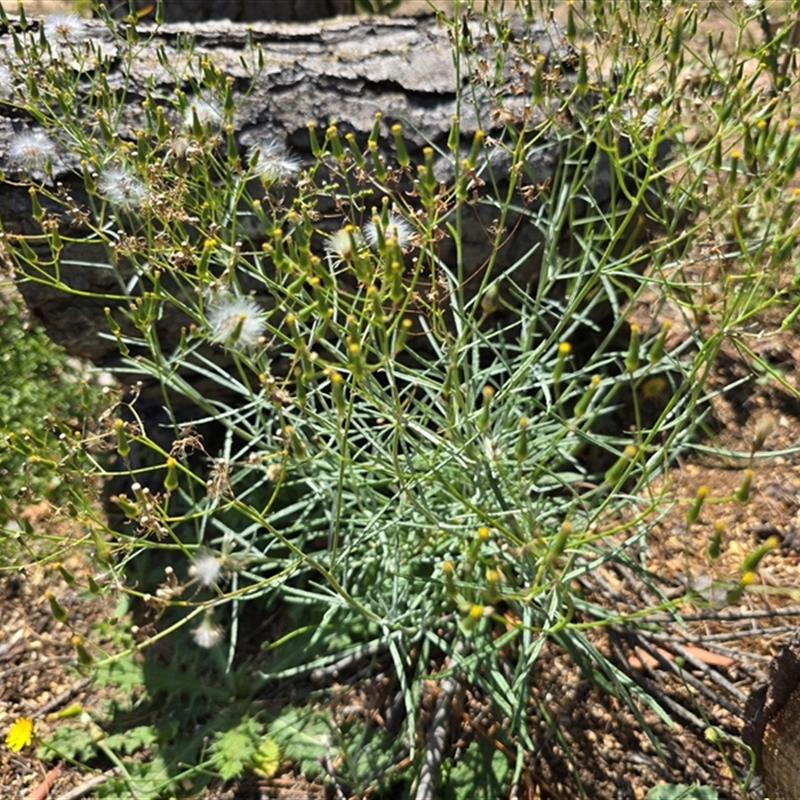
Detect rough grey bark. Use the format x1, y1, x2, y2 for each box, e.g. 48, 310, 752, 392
115, 0, 355, 22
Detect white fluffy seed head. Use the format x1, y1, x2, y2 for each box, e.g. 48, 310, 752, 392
43, 12, 87, 43
188, 553, 223, 587
325, 227, 365, 265
248, 137, 300, 185
8, 131, 56, 172
97, 166, 148, 210
206, 293, 266, 350
363, 211, 415, 252
191, 616, 223, 649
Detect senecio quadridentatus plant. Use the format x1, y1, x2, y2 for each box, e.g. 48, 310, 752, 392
0, 1, 738, 789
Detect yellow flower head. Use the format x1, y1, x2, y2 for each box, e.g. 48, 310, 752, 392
5, 717, 34, 752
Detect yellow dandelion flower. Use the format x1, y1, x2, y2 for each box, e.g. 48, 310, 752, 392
5, 717, 34, 752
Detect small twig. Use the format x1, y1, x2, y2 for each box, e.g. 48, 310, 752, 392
666, 639, 747, 703
0, 656, 74, 681
34, 678, 92, 719
656, 625, 795, 646
309, 640, 386, 684
414, 641, 469, 800
53, 769, 119, 800
623, 631, 741, 717
642, 630, 770, 673
608, 631, 708, 731
26, 761, 62, 800
645, 605, 800, 623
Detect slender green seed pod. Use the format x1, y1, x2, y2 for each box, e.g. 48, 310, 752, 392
447, 116, 460, 154
442, 559, 456, 597
566, 1, 576, 41
87, 574, 102, 595
394, 318, 413, 354
532, 58, 544, 105
707, 520, 724, 560
392, 124, 410, 169
390, 260, 405, 303
92, 530, 111, 565
461, 603, 485, 632
477, 386, 494, 431
574, 375, 601, 417
46, 591, 69, 624
780, 301, 800, 330
345, 133, 365, 169
111, 493, 140, 520
625, 324, 640, 374
726, 583, 745, 605
326, 123, 345, 162
368, 140, 387, 182
370, 112, 382, 145
421, 147, 437, 195
516, 416, 529, 462
29, 187, 43, 221
114, 418, 130, 458
330, 369, 346, 415
667, 11, 683, 63
742, 535, 780, 573
547, 519, 572, 563
466, 130, 484, 169
55, 562, 76, 586
647, 320, 672, 364
348, 342, 364, 380
775, 120, 795, 161
484, 567, 501, 604
165, 457, 179, 492
735, 468, 754, 503
742, 123, 756, 170
785, 137, 800, 180
73, 636, 94, 670
711, 135, 722, 171
306, 121, 321, 157
728, 149, 741, 185
755, 119, 770, 163
728, 571, 756, 604
686, 485, 708, 526
604, 445, 637, 485
752, 415, 776, 454
554, 341, 572, 383
576, 47, 589, 95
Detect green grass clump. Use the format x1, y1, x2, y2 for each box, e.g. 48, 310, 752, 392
0, 291, 102, 532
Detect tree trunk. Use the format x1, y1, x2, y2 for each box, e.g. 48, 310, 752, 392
118, 0, 355, 22
744, 633, 800, 799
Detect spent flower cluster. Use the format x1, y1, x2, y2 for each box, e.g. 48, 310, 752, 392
98, 166, 149, 210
